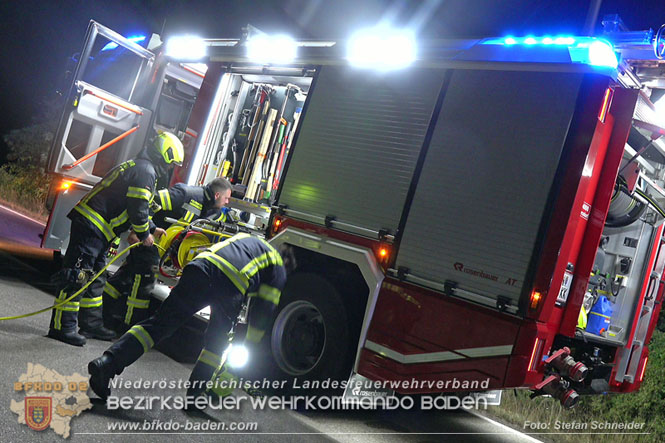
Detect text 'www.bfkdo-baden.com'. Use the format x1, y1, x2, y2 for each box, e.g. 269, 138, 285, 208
105, 419, 258, 433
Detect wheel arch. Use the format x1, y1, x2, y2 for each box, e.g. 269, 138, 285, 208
269, 227, 385, 372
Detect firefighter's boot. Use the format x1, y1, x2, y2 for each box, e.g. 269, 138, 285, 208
48, 284, 86, 347
88, 353, 119, 400
47, 328, 86, 347
185, 361, 220, 411
79, 325, 117, 341
79, 270, 117, 341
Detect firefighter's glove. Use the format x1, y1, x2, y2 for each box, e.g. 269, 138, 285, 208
106, 238, 121, 259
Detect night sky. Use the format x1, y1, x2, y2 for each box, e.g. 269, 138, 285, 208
2, 0, 665, 161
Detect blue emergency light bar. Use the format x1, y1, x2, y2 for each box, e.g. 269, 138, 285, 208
471, 36, 618, 69
485, 35, 579, 46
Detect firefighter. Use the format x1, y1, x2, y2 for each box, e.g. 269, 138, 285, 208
88, 234, 294, 404
152, 177, 234, 227
103, 178, 233, 331
47, 132, 185, 347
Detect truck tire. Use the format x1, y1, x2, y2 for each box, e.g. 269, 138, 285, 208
269, 272, 351, 385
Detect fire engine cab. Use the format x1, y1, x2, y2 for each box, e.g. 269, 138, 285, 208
43, 16, 665, 407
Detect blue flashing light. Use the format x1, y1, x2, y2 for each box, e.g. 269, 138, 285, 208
490, 35, 578, 47
476, 35, 619, 73
101, 35, 146, 52
554, 36, 575, 45
588, 40, 618, 68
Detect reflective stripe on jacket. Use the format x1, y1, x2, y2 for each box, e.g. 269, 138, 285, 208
191, 234, 287, 341
70, 155, 157, 241
153, 183, 223, 228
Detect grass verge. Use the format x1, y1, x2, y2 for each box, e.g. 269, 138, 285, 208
486, 330, 665, 442
0, 165, 50, 223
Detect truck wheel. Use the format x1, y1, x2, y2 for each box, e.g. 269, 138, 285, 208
269, 273, 351, 383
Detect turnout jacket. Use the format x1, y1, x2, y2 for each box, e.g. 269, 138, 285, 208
191, 233, 286, 342
69, 152, 156, 242
154, 183, 227, 228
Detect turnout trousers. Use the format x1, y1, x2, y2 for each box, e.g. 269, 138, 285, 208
107, 263, 243, 395
49, 216, 110, 333
104, 245, 160, 330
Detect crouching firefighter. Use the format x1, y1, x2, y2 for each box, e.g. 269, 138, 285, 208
47, 132, 185, 347
103, 177, 233, 331
88, 234, 295, 405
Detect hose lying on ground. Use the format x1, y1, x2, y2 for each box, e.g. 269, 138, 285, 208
0, 242, 165, 321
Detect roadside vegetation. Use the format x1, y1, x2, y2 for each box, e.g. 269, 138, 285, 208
489, 326, 665, 442
1, 107, 56, 223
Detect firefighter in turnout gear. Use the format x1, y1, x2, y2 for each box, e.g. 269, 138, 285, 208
88, 234, 293, 403
104, 178, 233, 331
152, 178, 233, 227
47, 132, 185, 347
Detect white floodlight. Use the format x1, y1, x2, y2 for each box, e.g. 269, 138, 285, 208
226, 344, 249, 368
587, 40, 618, 68
165, 35, 207, 61
347, 27, 416, 70
246, 34, 297, 63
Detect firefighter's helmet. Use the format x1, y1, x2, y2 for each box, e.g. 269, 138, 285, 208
153, 132, 184, 167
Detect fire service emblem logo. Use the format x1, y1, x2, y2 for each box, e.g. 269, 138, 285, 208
25, 397, 52, 431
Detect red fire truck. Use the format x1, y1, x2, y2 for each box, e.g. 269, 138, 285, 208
43, 17, 665, 407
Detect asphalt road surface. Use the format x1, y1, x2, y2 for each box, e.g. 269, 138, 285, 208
0, 204, 45, 247
0, 245, 540, 442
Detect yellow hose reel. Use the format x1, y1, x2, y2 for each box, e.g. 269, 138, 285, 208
158, 225, 185, 257
158, 224, 216, 272
177, 233, 210, 268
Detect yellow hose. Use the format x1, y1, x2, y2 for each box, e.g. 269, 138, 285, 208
167, 219, 232, 239
0, 242, 165, 321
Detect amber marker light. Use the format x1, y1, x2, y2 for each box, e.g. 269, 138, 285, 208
376, 246, 391, 265
60, 180, 74, 191
530, 291, 542, 310
272, 217, 284, 235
